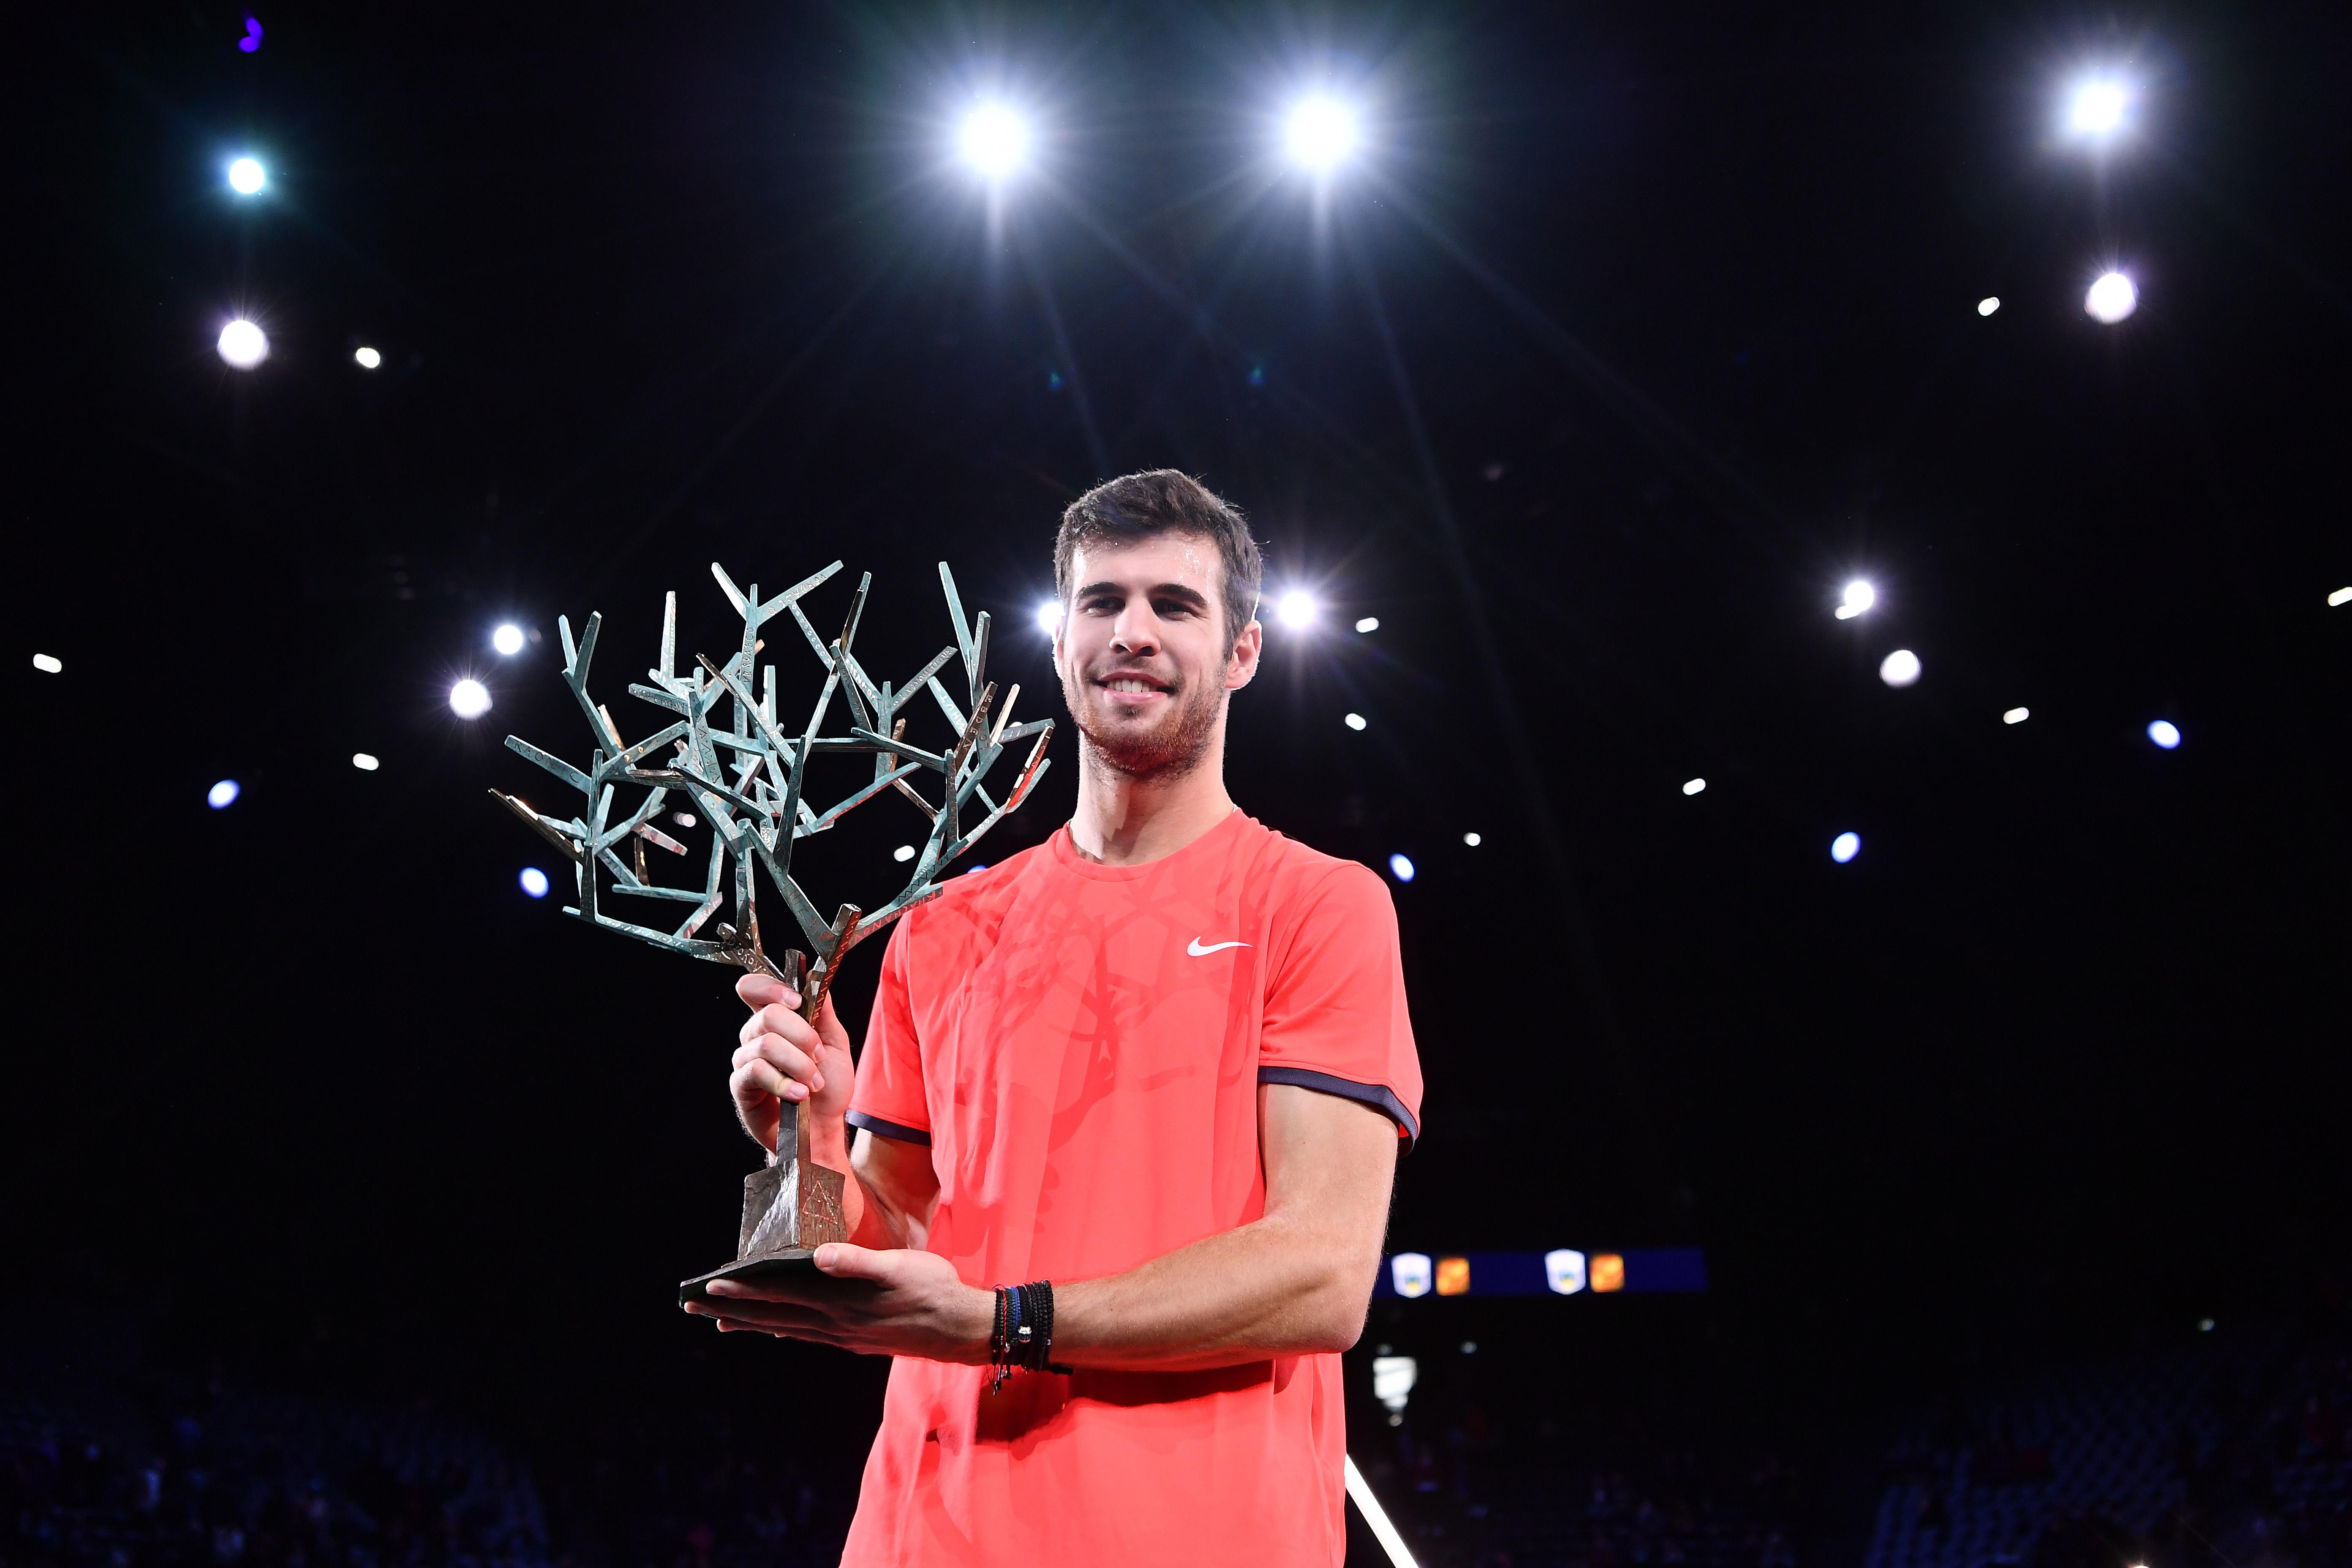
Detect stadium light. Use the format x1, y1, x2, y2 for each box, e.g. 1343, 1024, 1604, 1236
1835, 580, 1876, 619
354, 346, 382, 369
1683, 778, 1706, 796
2326, 586, 2350, 607
1879, 649, 1922, 688
1355, 616, 1380, 633
1035, 600, 1063, 636
33, 653, 61, 673
2004, 707, 2030, 725
208, 779, 241, 809
449, 678, 492, 719
1344, 712, 1367, 731
1387, 853, 1415, 883
1831, 831, 1861, 864
1275, 589, 1318, 629
1978, 297, 2001, 317
217, 319, 269, 370
1283, 95, 1361, 174
2066, 77, 2130, 140
227, 156, 266, 195
2147, 719, 2181, 749
1462, 832, 1481, 847
352, 752, 380, 771
519, 867, 550, 899
493, 623, 527, 656
957, 103, 1032, 180
2086, 271, 2138, 324
893, 844, 915, 863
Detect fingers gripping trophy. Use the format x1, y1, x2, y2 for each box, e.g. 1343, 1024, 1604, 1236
489, 560, 1053, 1298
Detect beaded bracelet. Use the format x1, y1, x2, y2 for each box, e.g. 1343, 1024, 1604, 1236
986, 1280, 1072, 1392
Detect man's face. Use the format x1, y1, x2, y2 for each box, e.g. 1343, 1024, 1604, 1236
1054, 533, 1262, 780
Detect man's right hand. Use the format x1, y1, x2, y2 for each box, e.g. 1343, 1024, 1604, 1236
730, 973, 855, 1154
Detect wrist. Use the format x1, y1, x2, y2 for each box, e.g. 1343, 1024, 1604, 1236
805, 1105, 852, 1170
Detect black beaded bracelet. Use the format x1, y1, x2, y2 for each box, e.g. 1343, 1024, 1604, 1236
986, 1279, 1072, 1392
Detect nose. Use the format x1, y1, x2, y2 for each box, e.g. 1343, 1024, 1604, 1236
1109, 602, 1160, 656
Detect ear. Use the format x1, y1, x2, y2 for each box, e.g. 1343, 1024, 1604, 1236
1224, 618, 1263, 692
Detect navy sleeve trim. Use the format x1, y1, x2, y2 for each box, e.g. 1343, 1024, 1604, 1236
1257, 1067, 1420, 1150
845, 1109, 933, 1147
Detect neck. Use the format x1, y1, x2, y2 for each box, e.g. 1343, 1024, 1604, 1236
1066, 734, 1236, 866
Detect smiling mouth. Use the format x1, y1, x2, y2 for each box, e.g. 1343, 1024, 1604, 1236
1100, 678, 1165, 694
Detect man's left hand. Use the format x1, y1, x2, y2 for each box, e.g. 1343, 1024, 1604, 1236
685, 1244, 995, 1364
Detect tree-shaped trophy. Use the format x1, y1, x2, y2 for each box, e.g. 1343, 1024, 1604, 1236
489, 560, 1053, 1302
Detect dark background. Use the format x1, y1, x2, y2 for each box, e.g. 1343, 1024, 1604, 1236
7, 0, 2348, 1557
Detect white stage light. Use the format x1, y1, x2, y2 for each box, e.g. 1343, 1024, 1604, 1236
1831, 831, 1861, 864
493, 623, 526, 656
893, 844, 915, 863
520, 867, 550, 898
1284, 95, 1361, 173
354, 346, 381, 369
1035, 600, 1063, 636
2148, 719, 2180, 749
217, 319, 269, 370
1355, 616, 1380, 633
2328, 587, 2351, 607
2003, 707, 2029, 725
1879, 648, 1922, 687
1978, 297, 2001, 317
449, 678, 492, 719
1462, 832, 1481, 847
2086, 272, 2138, 324
1344, 712, 1367, 731
1275, 589, 1318, 629
958, 103, 1031, 180
2068, 79, 2129, 138
352, 752, 379, 770
227, 157, 266, 194
33, 653, 61, 673
1835, 580, 1876, 619
208, 779, 240, 809
1388, 853, 1415, 883
1683, 777, 1706, 796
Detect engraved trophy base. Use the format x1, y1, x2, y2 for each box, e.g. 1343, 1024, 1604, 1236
678, 1088, 853, 1307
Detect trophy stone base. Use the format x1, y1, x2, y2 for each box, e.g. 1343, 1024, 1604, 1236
677, 1102, 850, 1306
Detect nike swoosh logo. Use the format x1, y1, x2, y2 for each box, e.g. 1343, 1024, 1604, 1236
1187, 938, 1251, 957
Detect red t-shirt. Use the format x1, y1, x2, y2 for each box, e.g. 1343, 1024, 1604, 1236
840, 808, 1423, 1566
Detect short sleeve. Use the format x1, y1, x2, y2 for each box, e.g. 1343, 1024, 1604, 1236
846, 917, 933, 1146
1257, 862, 1424, 1147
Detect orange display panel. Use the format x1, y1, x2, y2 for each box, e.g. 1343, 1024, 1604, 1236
1434, 1256, 1471, 1296
1590, 1252, 1625, 1293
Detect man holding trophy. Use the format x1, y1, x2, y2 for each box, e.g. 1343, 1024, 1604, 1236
689, 471, 1424, 1565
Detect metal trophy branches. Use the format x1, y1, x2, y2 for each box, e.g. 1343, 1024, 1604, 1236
488, 560, 1053, 1300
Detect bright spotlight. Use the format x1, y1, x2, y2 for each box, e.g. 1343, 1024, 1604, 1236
1285, 96, 1361, 173
1355, 616, 1380, 634
216, 318, 269, 370
1275, 590, 1319, 629
1835, 580, 1876, 619
492, 623, 527, 656
33, 653, 61, 673
1387, 852, 1416, 883
1830, 831, 1861, 864
227, 157, 266, 195
1879, 649, 1922, 688
1462, 832, 1481, 847
2086, 272, 2138, 324
1035, 600, 1064, 636
2147, 719, 2181, 749
2327, 587, 2350, 607
519, 867, 551, 899
1344, 712, 1367, 731
893, 844, 915, 863
2004, 707, 2030, 725
957, 103, 1032, 180
449, 678, 492, 719
2067, 78, 2130, 139
352, 752, 380, 771
1977, 297, 2001, 317
207, 779, 241, 810
354, 346, 381, 369
1682, 778, 1706, 796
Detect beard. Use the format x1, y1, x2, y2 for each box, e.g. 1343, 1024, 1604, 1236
1060, 658, 1225, 781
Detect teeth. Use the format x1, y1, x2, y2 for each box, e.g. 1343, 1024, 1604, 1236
1105, 679, 1158, 693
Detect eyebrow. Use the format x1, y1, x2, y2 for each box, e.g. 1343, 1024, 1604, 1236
1074, 580, 1212, 611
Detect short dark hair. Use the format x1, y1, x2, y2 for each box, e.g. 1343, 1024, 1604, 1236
1054, 470, 1263, 647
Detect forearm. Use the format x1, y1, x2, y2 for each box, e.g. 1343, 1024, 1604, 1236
1051, 1210, 1381, 1372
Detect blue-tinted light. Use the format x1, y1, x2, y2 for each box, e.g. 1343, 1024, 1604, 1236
1388, 853, 1416, 883
207, 779, 240, 810
1830, 831, 1861, 864
2148, 720, 2181, 749
519, 867, 550, 898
